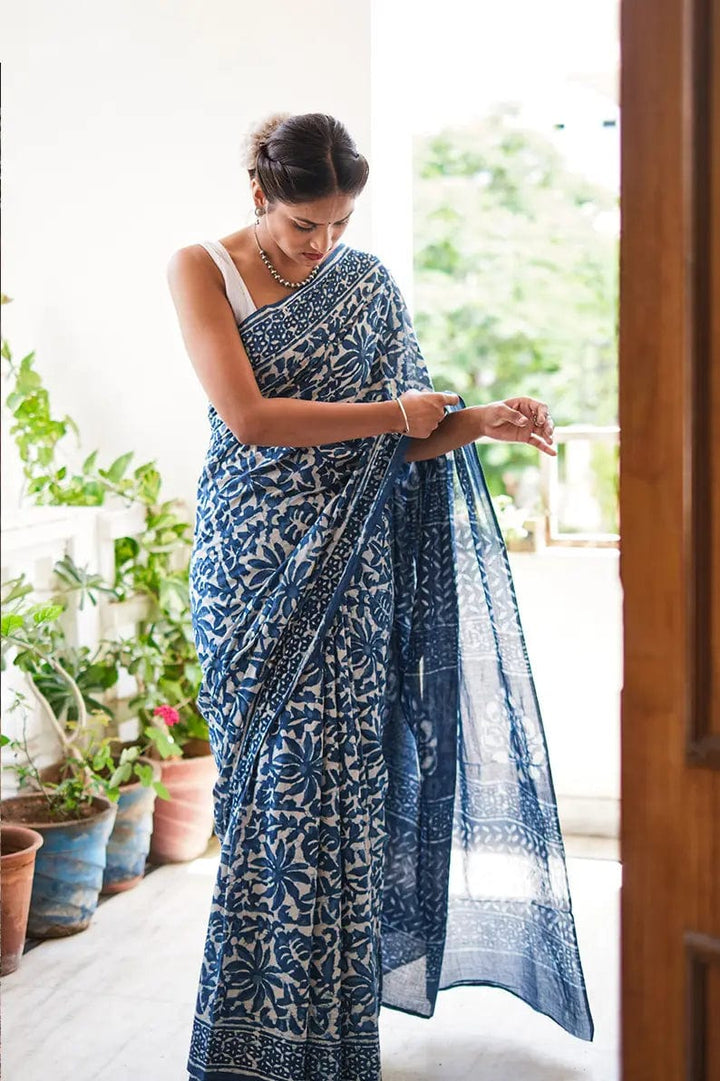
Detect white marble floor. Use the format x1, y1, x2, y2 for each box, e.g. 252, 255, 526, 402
2, 841, 620, 1081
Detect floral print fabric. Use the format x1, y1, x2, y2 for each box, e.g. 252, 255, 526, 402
186, 245, 593, 1081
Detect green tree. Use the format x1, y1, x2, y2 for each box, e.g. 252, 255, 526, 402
413, 104, 618, 496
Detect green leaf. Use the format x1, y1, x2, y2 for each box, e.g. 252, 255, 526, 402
145, 725, 179, 759
109, 762, 132, 788
134, 762, 155, 787
157, 680, 184, 703
149, 513, 176, 530
82, 481, 104, 502
114, 536, 140, 563
2, 577, 34, 604
32, 604, 65, 625
80, 663, 119, 690
1, 614, 25, 637
153, 781, 171, 800
106, 452, 134, 484
16, 369, 43, 393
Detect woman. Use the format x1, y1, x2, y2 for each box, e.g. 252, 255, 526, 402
168, 112, 593, 1081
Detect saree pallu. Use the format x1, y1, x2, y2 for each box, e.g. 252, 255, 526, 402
187, 244, 594, 1081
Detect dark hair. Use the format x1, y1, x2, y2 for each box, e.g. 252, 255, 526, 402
247, 112, 369, 205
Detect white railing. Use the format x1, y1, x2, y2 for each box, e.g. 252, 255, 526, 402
538, 425, 620, 547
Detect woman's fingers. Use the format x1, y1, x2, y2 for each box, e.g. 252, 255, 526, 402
529, 402, 551, 428
529, 432, 558, 457
508, 397, 550, 426
400, 389, 459, 436
524, 401, 555, 445
494, 404, 529, 428
486, 399, 558, 455
507, 407, 530, 427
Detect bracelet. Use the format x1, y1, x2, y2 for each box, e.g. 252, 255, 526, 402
395, 396, 410, 435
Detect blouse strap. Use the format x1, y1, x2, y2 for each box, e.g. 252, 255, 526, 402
198, 240, 255, 323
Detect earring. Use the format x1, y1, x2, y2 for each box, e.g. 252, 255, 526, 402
255, 205, 264, 219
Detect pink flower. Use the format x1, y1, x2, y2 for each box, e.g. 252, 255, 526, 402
153, 704, 180, 726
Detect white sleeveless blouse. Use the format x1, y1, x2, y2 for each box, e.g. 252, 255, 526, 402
198, 240, 257, 325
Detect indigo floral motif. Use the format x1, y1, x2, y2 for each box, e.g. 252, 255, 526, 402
186, 244, 593, 1081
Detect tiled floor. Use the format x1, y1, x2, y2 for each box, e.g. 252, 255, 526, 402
2, 841, 620, 1081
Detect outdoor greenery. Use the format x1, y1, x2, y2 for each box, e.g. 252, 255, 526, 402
0, 575, 170, 817
1, 297, 207, 811
413, 105, 619, 506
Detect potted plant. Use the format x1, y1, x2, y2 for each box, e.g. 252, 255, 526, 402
0, 822, 44, 974
0, 579, 166, 934
141, 704, 216, 864
108, 500, 217, 863
37, 743, 166, 896
0, 726, 118, 939
3, 317, 216, 866
97, 743, 164, 894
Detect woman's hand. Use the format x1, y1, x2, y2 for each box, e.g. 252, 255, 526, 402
399, 389, 460, 438
482, 397, 557, 457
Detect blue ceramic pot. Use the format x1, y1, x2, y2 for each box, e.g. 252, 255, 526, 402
0, 794, 117, 938
102, 756, 160, 894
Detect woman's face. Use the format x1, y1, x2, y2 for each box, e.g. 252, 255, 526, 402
252, 183, 355, 270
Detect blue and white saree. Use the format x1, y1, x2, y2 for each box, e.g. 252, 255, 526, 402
187, 243, 594, 1081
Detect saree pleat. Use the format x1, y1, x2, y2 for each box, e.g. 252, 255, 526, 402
187, 244, 593, 1081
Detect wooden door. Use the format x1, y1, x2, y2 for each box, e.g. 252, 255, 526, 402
620, 0, 720, 1079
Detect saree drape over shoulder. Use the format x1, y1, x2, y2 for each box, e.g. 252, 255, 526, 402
187, 244, 594, 1081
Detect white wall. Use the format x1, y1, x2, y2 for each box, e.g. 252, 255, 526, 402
1, 0, 373, 517
369, 0, 415, 305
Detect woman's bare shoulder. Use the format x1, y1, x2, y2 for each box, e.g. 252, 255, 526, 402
166, 244, 227, 316
167, 243, 216, 279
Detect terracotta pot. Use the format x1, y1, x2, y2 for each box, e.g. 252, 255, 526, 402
149, 739, 217, 864
0, 825, 44, 974
101, 755, 162, 894
0, 794, 117, 938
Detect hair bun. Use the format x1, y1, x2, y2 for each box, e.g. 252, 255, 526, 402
241, 112, 369, 204
243, 112, 291, 171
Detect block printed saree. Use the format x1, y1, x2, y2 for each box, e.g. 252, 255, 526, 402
186, 243, 594, 1081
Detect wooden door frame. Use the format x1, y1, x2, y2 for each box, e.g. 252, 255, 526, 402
620, 0, 720, 1079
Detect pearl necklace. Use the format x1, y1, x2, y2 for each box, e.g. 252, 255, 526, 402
254, 224, 322, 291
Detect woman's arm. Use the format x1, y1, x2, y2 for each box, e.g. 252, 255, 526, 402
167, 247, 454, 447
406, 400, 557, 462
405, 406, 486, 461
